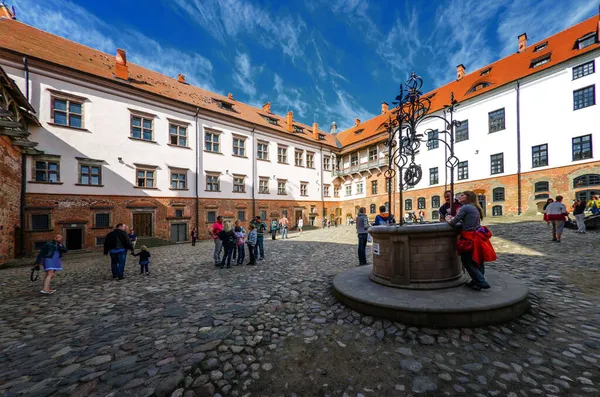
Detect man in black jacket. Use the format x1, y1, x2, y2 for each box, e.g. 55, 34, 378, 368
104, 223, 133, 280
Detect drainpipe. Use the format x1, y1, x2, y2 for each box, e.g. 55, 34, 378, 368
320, 147, 324, 225
20, 56, 29, 257
516, 80, 522, 215
194, 107, 200, 230
251, 124, 257, 218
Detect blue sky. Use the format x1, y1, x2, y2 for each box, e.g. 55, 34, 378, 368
10, 0, 598, 130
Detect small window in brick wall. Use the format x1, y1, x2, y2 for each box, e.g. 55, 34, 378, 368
432, 210, 439, 220
370, 204, 376, 214
95, 237, 105, 246
237, 210, 246, 221
492, 205, 503, 217
95, 213, 110, 228
175, 209, 184, 218
207, 211, 217, 223
492, 187, 505, 202
31, 214, 50, 231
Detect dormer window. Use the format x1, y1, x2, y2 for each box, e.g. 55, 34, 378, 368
318, 134, 325, 140
534, 42, 548, 52
480, 68, 491, 76
467, 82, 490, 94
261, 115, 279, 125
354, 129, 364, 135
293, 125, 304, 133
214, 99, 234, 112
577, 33, 596, 50
424, 92, 436, 100
530, 54, 551, 68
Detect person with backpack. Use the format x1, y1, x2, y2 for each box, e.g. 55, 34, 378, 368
246, 224, 257, 266
218, 224, 236, 268
587, 195, 600, 215
373, 206, 395, 226
35, 234, 67, 294
234, 221, 246, 265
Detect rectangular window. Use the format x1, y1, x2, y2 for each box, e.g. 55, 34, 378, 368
206, 174, 220, 191
455, 120, 469, 142
323, 156, 331, 171
295, 150, 304, 167
427, 130, 439, 149
131, 115, 153, 141
572, 134, 593, 161
259, 178, 269, 194
458, 161, 468, 180
233, 176, 245, 193
170, 171, 187, 190
534, 42, 548, 52
233, 137, 246, 157
368, 146, 378, 161
207, 211, 217, 223
532, 144, 548, 168
169, 124, 187, 147
78, 163, 101, 186
345, 185, 352, 196
429, 167, 438, 185
489, 108, 505, 133
205, 131, 220, 152
34, 159, 60, 182
531, 55, 550, 68
578, 34, 596, 50
94, 213, 110, 228
300, 183, 308, 196
257, 142, 269, 160
573, 85, 595, 110
260, 210, 267, 220
356, 183, 364, 194
371, 180, 378, 195
52, 97, 83, 128
306, 152, 315, 168
237, 210, 246, 221
31, 214, 49, 231
175, 209, 184, 218
95, 237, 105, 246
350, 153, 358, 167
277, 180, 287, 195
334, 186, 340, 198
573, 61, 595, 80
277, 146, 288, 164
490, 153, 504, 175
136, 168, 155, 188
323, 185, 330, 197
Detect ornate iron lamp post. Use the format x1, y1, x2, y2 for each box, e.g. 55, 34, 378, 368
383, 72, 460, 224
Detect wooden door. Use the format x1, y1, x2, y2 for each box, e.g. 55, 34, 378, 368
133, 213, 153, 237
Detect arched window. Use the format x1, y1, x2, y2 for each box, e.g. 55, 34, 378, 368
405, 199, 412, 210
431, 195, 440, 208
573, 174, 600, 188
370, 204, 376, 214
417, 198, 426, 209
576, 189, 600, 202
492, 187, 505, 202
492, 205, 503, 216
535, 181, 549, 192
432, 210, 439, 220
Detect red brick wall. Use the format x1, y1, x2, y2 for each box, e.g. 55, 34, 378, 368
0, 136, 22, 263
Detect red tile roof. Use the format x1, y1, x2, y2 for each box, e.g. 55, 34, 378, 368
0, 18, 338, 148
336, 15, 600, 148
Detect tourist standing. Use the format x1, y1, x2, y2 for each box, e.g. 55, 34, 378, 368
298, 217, 304, 235
545, 196, 569, 242
128, 229, 137, 250
439, 190, 462, 221
280, 215, 289, 240
104, 224, 133, 280
246, 224, 257, 266
191, 227, 198, 246
270, 218, 279, 240
419, 210, 425, 223
587, 195, 600, 215
132, 245, 151, 275
35, 234, 67, 294
218, 224, 236, 268
446, 191, 495, 291
327, 219, 331, 228
356, 207, 370, 266
250, 216, 267, 260
374, 206, 394, 226
573, 199, 587, 234
210, 216, 224, 265
234, 222, 246, 265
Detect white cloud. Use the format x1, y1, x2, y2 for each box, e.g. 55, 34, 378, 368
317, 82, 373, 130
232, 52, 263, 99
272, 74, 310, 118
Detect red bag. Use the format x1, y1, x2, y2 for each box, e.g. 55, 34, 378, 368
456, 237, 474, 254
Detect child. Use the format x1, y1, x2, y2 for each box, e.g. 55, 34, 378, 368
132, 245, 151, 275
234, 225, 246, 265
246, 224, 257, 266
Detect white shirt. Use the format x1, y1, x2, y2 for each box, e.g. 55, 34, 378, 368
298, 219, 303, 227
545, 201, 567, 215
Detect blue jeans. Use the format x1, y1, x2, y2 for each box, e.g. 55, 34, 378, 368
254, 236, 265, 259
357, 233, 368, 265
139, 261, 149, 273
281, 227, 288, 239
237, 245, 245, 264
109, 250, 127, 278
460, 252, 489, 287
220, 245, 234, 267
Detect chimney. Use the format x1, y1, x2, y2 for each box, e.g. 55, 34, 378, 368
518, 33, 528, 53
381, 102, 389, 114
354, 118, 361, 127
456, 64, 465, 81
177, 74, 186, 83
312, 122, 319, 140
286, 111, 293, 132
0, 3, 15, 19
262, 102, 271, 113
330, 121, 337, 135
115, 49, 129, 80
227, 93, 233, 100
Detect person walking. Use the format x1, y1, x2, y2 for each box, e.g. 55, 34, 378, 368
439, 190, 462, 221
573, 199, 587, 234
356, 207, 370, 266
128, 229, 137, 250
250, 216, 268, 260
246, 224, 257, 266
545, 196, 569, 242
210, 216, 224, 266
587, 195, 600, 215
270, 218, 279, 240
280, 215, 289, 240
298, 217, 304, 235
191, 227, 198, 246
218, 224, 236, 268
446, 191, 495, 291
35, 234, 67, 294
234, 222, 246, 265
132, 245, 151, 275
104, 223, 133, 280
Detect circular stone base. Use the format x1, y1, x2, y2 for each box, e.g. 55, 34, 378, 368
333, 266, 529, 328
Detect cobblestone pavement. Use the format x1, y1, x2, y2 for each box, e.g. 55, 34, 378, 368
0, 221, 599, 397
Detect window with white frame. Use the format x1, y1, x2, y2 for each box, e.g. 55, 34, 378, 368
278, 180, 287, 195
306, 152, 315, 168
205, 131, 220, 152
323, 185, 330, 197
257, 141, 269, 160
259, 178, 269, 194
300, 182, 308, 196
323, 156, 331, 171
356, 183, 364, 194
334, 186, 340, 198
295, 150, 304, 166
350, 152, 358, 167
345, 185, 352, 196
368, 146, 377, 161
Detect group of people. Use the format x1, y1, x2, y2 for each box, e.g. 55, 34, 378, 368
404, 211, 426, 223
543, 194, 599, 239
